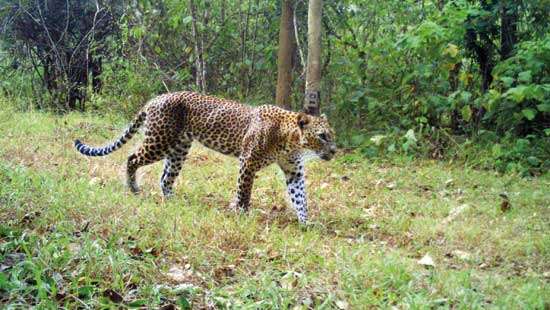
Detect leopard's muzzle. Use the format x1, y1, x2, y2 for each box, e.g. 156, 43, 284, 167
319, 143, 337, 161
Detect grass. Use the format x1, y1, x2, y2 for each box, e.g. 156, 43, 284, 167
0, 104, 548, 309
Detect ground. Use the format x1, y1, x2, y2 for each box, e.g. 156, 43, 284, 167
0, 106, 548, 309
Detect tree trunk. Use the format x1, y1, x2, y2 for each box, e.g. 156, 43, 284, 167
275, 0, 295, 110
91, 57, 102, 93
201, 3, 209, 92
189, 0, 205, 93
303, 0, 322, 116
500, 0, 518, 60
246, 0, 261, 97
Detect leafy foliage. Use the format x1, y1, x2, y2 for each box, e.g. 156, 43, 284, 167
0, 0, 122, 111
0, 0, 548, 174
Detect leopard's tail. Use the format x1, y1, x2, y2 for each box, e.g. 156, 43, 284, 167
74, 111, 147, 157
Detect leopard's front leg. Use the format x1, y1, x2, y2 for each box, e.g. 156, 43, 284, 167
279, 157, 308, 224
230, 156, 261, 212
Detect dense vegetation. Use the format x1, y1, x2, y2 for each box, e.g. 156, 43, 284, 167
1, 0, 549, 175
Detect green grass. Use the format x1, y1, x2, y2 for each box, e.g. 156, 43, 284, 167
0, 104, 549, 309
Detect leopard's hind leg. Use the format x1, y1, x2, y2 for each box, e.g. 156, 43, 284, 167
160, 137, 191, 197
127, 141, 168, 193
127, 102, 187, 194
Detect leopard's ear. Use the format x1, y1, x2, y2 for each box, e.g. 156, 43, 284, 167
321, 113, 327, 121
297, 112, 311, 129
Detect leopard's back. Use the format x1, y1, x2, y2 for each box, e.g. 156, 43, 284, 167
144, 91, 255, 156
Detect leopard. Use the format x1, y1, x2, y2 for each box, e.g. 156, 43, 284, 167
74, 91, 336, 224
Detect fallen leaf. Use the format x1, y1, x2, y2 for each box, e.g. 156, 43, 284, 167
55, 291, 67, 302
103, 289, 123, 303
386, 182, 396, 190
89, 177, 101, 186
73, 221, 90, 237
280, 272, 299, 290
451, 250, 472, 261
1, 253, 26, 270
166, 266, 192, 283
438, 204, 470, 229
214, 264, 236, 280
500, 200, 511, 212
445, 178, 454, 187
22, 211, 41, 223
418, 253, 435, 267
144, 247, 160, 257
336, 300, 349, 309
418, 184, 432, 192
431, 298, 448, 306
368, 224, 379, 230
68, 243, 81, 255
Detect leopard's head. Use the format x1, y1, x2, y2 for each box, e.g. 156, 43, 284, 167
294, 112, 337, 161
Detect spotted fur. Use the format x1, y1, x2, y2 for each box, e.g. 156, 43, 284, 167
74, 91, 336, 223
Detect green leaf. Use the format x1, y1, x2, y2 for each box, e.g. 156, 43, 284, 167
417, 21, 443, 39
443, 43, 459, 57
350, 89, 366, 102
527, 85, 545, 101
537, 103, 550, 112
527, 156, 540, 167
370, 134, 386, 146
416, 116, 428, 124
521, 108, 536, 120
182, 16, 193, 24
504, 86, 528, 102
461, 105, 472, 122
367, 99, 379, 111
460, 91, 472, 103
178, 296, 191, 310
404, 129, 417, 143
128, 299, 147, 308
77, 285, 95, 299
500, 77, 514, 88
0, 272, 10, 290
491, 144, 502, 158
130, 26, 144, 39
351, 134, 366, 146
517, 71, 532, 83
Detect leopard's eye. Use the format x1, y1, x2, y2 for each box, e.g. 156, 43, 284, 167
318, 133, 327, 141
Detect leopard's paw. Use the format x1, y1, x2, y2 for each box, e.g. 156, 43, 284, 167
228, 199, 248, 213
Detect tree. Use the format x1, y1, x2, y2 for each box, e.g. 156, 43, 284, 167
303, 0, 322, 116
464, 0, 521, 123
0, 0, 121, 111
275, 0, 295, 110
189, 0, 208, 93
500, 0, 518, 60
